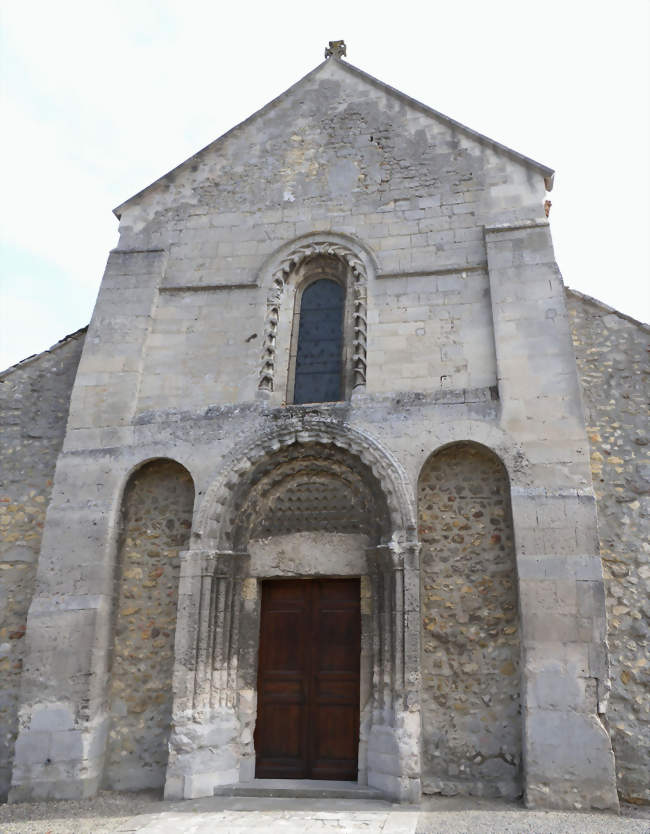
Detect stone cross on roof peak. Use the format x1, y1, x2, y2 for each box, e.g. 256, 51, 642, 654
325, 40, 346, 59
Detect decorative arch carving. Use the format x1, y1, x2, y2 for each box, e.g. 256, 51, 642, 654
258, 238, 372, 394
228, 442, 390, 549
193, 417, 416, 548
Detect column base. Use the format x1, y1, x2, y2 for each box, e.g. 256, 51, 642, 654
524, 708, 619, 812
367, 722, 421, 803
164, 709, 241, 800
9, 712, 109, 803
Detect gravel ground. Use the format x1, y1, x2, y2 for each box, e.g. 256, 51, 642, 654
0, 791, 648, 834
417, 796, 650, 834
0, 791, 166, 834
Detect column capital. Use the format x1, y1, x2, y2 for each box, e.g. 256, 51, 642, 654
179, 549, 250, 577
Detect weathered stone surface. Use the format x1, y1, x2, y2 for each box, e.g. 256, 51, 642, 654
568, 290, 650, 804
249, 532, 369, 577
2, 54, 631, 811
419, 443, 521, 799
103, 460, 194, 791
226, 441, 389, 547
0, 331, 85, 800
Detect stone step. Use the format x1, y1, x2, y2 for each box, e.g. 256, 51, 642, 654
213, 778, 385, 800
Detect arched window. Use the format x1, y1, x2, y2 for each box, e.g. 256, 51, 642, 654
259, 240, 370, 401
286, 252, 351, 404
292, 278, 344, 403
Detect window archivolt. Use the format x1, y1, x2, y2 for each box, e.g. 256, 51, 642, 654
258, 241, 368, 398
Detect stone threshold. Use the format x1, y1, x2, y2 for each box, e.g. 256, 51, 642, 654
213, 778, 385, 800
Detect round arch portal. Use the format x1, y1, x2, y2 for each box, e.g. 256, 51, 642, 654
194, 418, 417, 549
166, 421, 422, 803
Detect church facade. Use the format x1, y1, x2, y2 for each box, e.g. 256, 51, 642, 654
1, 45, 648, 810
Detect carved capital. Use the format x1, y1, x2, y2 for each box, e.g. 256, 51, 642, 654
202, 551, 251, 578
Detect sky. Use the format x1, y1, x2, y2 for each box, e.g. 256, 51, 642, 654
1, 0, 649, 371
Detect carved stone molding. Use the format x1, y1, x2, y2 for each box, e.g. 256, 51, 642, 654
190, 552, 250, 714
366, 545, 412, 715
194, 418, 417, 548
365, 541, 422, 801
258, 240, 369, 394
171, 550, 250, 716
165, 550, 250, 799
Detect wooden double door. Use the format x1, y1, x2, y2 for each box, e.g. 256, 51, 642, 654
254, 578, 361, 780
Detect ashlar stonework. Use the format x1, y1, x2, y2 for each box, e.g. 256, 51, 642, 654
0, 46, 647, 812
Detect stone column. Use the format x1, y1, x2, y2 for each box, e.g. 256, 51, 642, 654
485, 220, 618, 811
165, 550, 250, 800
366, 541, 421, 802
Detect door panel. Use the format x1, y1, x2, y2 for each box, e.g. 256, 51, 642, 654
266, 609, 304, 670
318, 610, 360, 669
313, 705, 357, 759
255, 578, 360, 780
257, 704, 303, 759
255, 580, 309, 778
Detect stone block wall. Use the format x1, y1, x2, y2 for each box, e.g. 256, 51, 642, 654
368, 269, 496, 394
0, 331, 85, 800
103, 460, 194, 791
3, 57, 624, 810
98, 56, 548, 417
419, 442, 521, 798
568, 290, 650, 804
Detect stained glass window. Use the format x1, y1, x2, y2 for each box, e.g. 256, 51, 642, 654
293, 279, 344, 403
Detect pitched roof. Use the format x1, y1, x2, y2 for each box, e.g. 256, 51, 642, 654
0, 327, 87, 379
113, 56, 554, 218
566, 288, 650, 330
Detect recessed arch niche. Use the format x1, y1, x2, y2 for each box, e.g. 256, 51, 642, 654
418, 441, 521, 799
104, 458, 194, 791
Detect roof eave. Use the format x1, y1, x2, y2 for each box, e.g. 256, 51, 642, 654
566, 287, 650, 330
